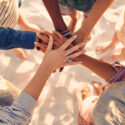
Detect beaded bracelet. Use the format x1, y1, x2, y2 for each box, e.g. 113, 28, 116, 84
61, 29, 72, 38
62, 29, 77, 46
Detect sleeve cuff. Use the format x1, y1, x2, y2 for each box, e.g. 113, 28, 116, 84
14, 91, 37, 113
20, 31, 36, 49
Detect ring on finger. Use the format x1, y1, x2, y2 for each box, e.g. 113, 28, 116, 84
67, 55, 72, 63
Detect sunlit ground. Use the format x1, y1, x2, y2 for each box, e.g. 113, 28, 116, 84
0, 0, 125, 124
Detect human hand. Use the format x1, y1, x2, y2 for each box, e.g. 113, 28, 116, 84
36, 31, 69, 72
73, 29, 91, 49
36, 35, 84, 72
36, 32, 51, 52
36, 31, 68, 49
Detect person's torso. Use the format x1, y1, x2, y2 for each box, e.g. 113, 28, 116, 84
58, 0, 96, 12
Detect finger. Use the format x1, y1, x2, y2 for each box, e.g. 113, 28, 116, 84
53, 31, 64, 40
40, 32, 50, 38
53, 32, 66, 46
35, 42, 47, 52
59, 67, 64, 72
66, 42, 84, 55
46, 36, 53, 52
61, 35, 77, 50
53, 70, 56, 73
71, 51, 84, 59
37, 33, 50, 43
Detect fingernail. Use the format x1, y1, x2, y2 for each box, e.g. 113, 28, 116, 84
81, 43, 84, 46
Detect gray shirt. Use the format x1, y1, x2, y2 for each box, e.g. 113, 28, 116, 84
0, 91, 36, 125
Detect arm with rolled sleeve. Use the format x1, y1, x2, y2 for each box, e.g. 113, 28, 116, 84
0, 48, 54, 125
0, 27, 36, 50
0, 91, 36, 125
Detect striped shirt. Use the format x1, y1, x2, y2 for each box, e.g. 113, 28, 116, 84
0, 0, 19, 28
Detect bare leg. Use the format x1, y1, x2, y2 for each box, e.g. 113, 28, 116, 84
92, 81, 102, 96
81, 85, 91, 100
6, 80, 20, 96
68, 10, 77, 33
101, 47, 125, 62
10, 48, 27, 60
96, 31, 119, 54
17, 12, 41, 33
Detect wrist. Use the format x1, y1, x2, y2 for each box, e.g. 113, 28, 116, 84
61, 30, 72, 38
40, 61, 54, 73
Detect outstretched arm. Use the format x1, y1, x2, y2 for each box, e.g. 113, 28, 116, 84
76, 0, 115, 43
42, 0, 68, 32
43, 0, 115, 42
38, 32, 117, 82
0, 35, 84, 125
74, 54, 117, 82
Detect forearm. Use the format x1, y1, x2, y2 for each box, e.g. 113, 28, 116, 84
24, 62, 53, 100
0, 27, 36, 50
74, 54, 117, 82
42, 0, 68, 32
81, 0, 115, 36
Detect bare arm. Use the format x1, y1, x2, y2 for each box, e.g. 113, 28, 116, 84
39, 32, 117, 83
78, 0, 115, 42
24, 35, 83, 100
43, 0, 114, 38
42, 0, 68, 32
24, 62, 52, 100
74, 54, 117, 82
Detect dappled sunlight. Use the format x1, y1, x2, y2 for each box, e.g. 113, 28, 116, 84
0, 0, 125, 124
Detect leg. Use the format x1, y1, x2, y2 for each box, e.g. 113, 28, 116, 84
10, 48, 27, 60
0, 77, 20, 106
101, 47, 125, 62
81, 85, 91, 100
117, 47, 125, 60
68, 10, 77, 33
96, 31, 119, 54
17, 12, 41, 33
92, 81, 102, 96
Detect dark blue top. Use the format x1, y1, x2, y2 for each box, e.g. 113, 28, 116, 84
0, 27, 36, 50
59, 0, 96, 12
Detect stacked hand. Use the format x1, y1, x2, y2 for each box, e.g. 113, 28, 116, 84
36, 35, 84, 72
73, 29, 91, 48
35, 31, 87, 72
36, 30, 88, 52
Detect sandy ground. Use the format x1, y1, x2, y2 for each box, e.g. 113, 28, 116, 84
0, 0, 125, 125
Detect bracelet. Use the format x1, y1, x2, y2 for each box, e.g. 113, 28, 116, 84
61, 30, 72, 38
